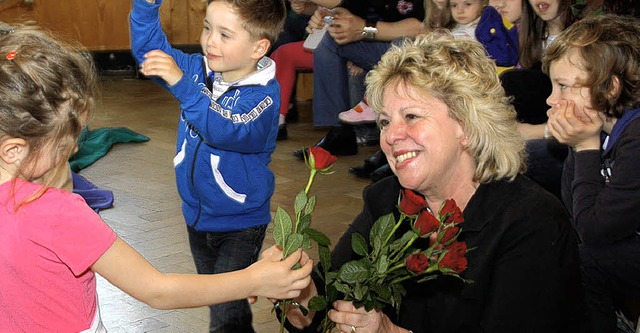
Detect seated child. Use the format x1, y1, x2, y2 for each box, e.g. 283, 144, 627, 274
450, 0, 518, 68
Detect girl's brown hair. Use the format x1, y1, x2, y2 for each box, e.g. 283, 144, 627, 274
0, 22, 97, 200
518, 0, 573, 69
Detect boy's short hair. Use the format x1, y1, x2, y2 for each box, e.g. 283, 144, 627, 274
209, 0, 286, 46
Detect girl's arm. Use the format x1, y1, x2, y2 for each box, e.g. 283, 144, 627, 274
92, 237, 313, 310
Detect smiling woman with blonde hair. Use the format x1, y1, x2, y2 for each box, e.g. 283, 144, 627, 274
281, 32, 586, 333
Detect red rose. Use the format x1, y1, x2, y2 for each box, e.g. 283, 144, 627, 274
440, 199, 464, 225
399, 189, 426, 215
307, 147, 338, 170
438, 241, 468, 274
406, 252, 430, 273
413, 210, 440, 237
438, 226, 459, 244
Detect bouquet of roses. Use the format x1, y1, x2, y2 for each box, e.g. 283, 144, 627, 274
308, 189, 470, 333
271, 147, 469, 333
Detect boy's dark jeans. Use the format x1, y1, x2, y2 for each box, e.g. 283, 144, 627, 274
187, 224, 268, 333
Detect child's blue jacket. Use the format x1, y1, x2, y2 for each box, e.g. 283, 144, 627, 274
130, 0, 280, 232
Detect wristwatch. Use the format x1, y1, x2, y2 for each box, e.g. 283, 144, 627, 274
362, 20, 378, 40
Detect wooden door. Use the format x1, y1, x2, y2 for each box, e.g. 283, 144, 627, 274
0, 0, 206, 51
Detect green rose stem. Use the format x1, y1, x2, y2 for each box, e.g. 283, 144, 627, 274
390, 265, 440, 285
383, 213, 407, 246
279, 165, 319, 333
304, 169, 317, 196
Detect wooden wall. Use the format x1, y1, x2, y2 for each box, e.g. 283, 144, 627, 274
0, 0, 206, 51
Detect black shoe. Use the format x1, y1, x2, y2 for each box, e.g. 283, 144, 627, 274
292, 126, 358, 160
370, 163, 394, 183
285, 104, 299, 123
276, 124, 288, 141
348, 150, 387, 179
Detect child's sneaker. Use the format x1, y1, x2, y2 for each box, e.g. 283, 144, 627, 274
338, 99, 377, 125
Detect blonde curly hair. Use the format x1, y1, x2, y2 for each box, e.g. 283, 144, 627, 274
366, 31, 526, 183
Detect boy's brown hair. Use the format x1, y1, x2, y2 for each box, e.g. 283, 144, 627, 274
208, 0, 286, 46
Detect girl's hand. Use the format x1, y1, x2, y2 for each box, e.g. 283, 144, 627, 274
327, 7, 366, 44
140, 50, 184, 86
547, 99, 602, 151
247, 247, 313, 300
328, 300, 404, 333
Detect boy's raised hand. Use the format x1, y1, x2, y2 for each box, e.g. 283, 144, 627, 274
247, 246, 313, 300
140, 49, 184, 86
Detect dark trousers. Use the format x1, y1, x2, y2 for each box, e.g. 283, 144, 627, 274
580, 235, 640, 333
187, 224, 268, 333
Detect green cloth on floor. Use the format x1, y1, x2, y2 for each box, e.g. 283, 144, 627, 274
69, 127, 150, 172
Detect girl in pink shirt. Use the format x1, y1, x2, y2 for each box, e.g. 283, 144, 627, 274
0, 23, 312, 332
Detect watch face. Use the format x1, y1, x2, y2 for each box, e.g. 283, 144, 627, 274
363, 26, 378, 39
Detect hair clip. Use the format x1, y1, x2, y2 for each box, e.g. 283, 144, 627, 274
6, 51, 17, 60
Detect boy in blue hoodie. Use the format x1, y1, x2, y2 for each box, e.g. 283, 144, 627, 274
130, 0, 286, 331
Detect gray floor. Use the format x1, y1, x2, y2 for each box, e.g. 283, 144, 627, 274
85, 75, 379, 332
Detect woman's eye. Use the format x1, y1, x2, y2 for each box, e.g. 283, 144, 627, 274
405, 114, 419, 121
378, 118, 390, 129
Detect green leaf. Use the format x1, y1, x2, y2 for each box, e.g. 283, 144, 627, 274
338, 260, 371, 283
334, 282, 351, 294
354, 282, 369, 301
326, 282, 339, 303
318, 245, 332, 273
371, 283, 392, 300
283, 233, 303, 258
305, 227, 331, 247
294, 190, 308, 215
297, 214, 312, 233
351, 233, 369, 257
273, 207, 292, 249
308, 295, 328, 311
391, 283, 407, 314
302, 233, 312, 250
416, 274, 440, 283
370, 214, 395, 256
376, 254, 389, 274
305, 195, 316, 215
389, 230, 416, 253
325, 271, 337, 284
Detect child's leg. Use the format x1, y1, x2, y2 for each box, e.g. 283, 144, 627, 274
187, 224, 268, 333
272, 41, 313, 120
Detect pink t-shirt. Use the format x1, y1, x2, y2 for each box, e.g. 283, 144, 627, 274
0, 179, 117, 331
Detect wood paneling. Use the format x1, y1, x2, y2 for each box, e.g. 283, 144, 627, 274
0, 0, 206, 51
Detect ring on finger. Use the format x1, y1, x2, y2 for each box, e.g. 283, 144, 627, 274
351, 325, 357, 333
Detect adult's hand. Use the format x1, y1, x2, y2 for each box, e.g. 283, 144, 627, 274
547, 99, 602, 151
290, 0, 308, 14
328, 300, 408, 333
306, 7, 335, 34
327, 7, 366, 44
